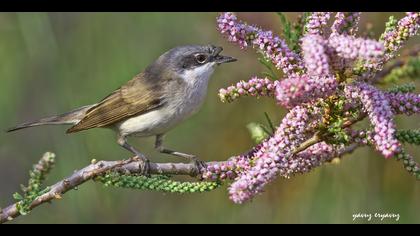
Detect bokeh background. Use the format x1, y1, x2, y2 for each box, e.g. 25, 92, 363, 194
0, 12, 419, 224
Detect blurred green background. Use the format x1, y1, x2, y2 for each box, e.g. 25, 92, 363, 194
0, 12, 419, 224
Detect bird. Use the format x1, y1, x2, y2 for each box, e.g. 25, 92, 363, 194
7, 44, 237, 175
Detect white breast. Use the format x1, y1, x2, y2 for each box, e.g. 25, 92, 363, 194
116, 63, 216, 137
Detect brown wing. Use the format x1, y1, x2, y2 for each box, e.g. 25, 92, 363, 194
66, 73, 163, 133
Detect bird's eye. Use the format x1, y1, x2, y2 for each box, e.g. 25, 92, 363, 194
195, 54, 207, 64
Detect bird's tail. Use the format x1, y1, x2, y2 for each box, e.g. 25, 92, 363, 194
6, 104, 96, 132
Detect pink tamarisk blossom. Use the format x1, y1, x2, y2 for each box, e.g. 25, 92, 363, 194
228, 105, 321, 203
328, 35, 385, 61
331, 12, 361, 36
219, 12, 388, 110
201, 143, 264, 182
218, 77, 278, 103
217, 12, 304, 77
215, 12, 420, 204
386, 92, 420, 115
382, 12, 420, 61
364, 12, 420, 80
344, 82, 401, 158
275, 75, 337, 108
301, 34, 332, 76
305, 12, 331, 36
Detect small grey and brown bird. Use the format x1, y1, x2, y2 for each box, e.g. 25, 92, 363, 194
7, 44, 237, 175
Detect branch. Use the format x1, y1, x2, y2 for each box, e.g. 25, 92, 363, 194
291, 132, 321, 153
0, 158, 131, 223
1, 130, 326, 224
0, 156, 235, 223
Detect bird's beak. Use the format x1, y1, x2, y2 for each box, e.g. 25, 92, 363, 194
212, 46, 237, 65
214, 54, 238, 65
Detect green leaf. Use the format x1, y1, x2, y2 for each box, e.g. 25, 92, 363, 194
264, 112, 276, 134
396, 129, 420, 145
262, 72, 276, 80
277, 12, 292, 45
291, 12, 310, 52
247, 122, 270, 143
257, 55, 278, 79
299, 12, 311, 35
387, 83, 416, 93
276, 12, 311, 53
13, 192, 23, 201
383, 56, 420, 83
96, 173, 221, 193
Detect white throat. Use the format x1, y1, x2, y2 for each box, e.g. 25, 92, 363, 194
182, 62, 216, 86
169, 62, 216, 118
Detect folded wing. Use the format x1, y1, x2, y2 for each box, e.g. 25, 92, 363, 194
67, 73, 164, 133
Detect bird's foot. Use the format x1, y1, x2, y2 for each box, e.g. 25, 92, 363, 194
133, 153, 151, 177
139, 159, 151, 177
190, 156, 207, 176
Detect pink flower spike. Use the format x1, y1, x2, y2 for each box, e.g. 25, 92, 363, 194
305, 12, 331, 36
382, 12, 420, 61
344, 82, 401, 158
217, 12, 304, 77
331, 12, 361, 36
301, 34, 331, 77
228, 105, 323, 203
328, 35, 385, 61
386, 92, 420, 115
275, 75, 337, 108
218, 77, 278, 103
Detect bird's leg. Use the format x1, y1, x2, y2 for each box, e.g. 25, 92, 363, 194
155, 134, 206, 174
117, 135, 150, 176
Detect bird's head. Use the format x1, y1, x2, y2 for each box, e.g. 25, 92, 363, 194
146, 44, 237, 84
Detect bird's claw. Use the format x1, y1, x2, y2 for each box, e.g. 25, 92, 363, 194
191, 157, 207, 176
139, 159, 151, 177
134, 154, 151, 177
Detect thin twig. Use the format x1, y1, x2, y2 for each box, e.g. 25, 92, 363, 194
373, 46, 420, 83
291, 132, 322, 154
342, 112, 367, 128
